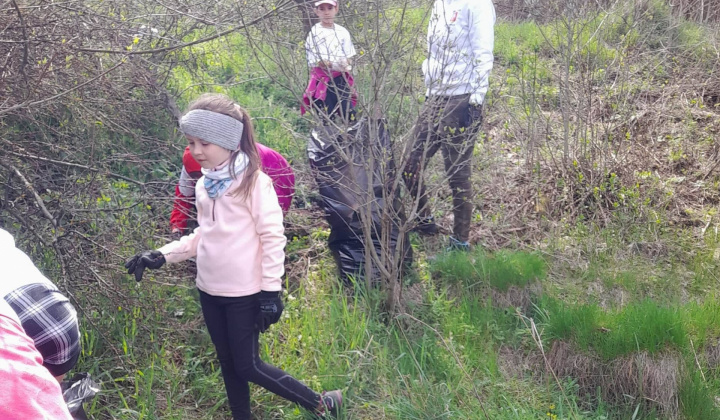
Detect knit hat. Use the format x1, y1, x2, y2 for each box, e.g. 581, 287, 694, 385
179, 110, 244, 151
182, 146, 202, 174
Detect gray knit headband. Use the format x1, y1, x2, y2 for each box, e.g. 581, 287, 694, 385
179, 109, 244, 150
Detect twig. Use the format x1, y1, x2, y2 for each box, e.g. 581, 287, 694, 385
702, 158, 720, 180
77, 0, 296, 55
0, 58, 128, 117
1, 205, 50, 247
3, 149, 144, 185
10, 0, 28, 86
0, 161, 58, 227
689, 339, 706, 382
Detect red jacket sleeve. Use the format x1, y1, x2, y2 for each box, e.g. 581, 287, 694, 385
170, 184, 194, 231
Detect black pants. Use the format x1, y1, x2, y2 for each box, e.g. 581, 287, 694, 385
199, 290, 320, 419
403, 94, 483, 243
312, 74, 355, 122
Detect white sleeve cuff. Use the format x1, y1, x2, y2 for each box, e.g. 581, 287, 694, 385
469, 95, 483, 106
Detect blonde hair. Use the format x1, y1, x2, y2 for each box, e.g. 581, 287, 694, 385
185, 93, 261, 200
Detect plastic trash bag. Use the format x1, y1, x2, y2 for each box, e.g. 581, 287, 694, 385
61, 372, 100, 420
308, 117, 412, 283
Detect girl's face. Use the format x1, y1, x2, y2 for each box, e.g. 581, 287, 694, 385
186, 135, 232, 169
315, 4, 338, 27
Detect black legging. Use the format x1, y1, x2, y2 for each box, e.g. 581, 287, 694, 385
198, 290, 321, 419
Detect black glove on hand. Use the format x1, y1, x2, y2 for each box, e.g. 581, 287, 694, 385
468, 103, 483, 127
255, 291, 284, 333
124, 250, 166, 282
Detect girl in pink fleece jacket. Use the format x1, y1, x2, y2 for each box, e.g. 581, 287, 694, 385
125, 93, 342, 419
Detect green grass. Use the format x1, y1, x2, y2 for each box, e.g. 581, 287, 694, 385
72, 251, 603, 419
533, 295, 720, 418
683, 297, 720, 349
495, 21, 546, 67
73, 234, 720, 419
539, 298, 687, 360
430, 248, 546, 291
679, 372, 720, 420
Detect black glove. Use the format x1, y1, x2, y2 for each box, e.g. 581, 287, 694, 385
124, 250, 166, 282
467, 103, 483, 127
255, 291, 284, 333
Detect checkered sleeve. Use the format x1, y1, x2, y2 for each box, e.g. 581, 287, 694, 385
4, 283, 81, 376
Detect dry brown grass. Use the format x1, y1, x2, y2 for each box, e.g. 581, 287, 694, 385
703, 339, 720, 370
499, 340, 683, 418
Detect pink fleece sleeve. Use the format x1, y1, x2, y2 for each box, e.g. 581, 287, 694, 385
250, 173, 286, 292
159, 189, 202, 263
158, 227, 201, 263
265, 161, 295, 214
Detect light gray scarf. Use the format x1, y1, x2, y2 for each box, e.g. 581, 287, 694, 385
202, 153, 249, 199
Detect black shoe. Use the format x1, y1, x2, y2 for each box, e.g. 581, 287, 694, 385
316, 390, 342, 418
412, 217, 438, 236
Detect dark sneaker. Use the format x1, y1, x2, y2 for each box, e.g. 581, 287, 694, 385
447, 236, 470, 252
412, 217, 439, 236
317, 390, 342, 418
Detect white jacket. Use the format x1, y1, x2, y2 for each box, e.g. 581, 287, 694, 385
0, 228, 56, 298
305, 23, 356, 67
423, 0, 495, 105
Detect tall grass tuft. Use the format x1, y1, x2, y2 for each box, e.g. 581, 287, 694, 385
679, 371, 720, 419
540, 298, 687, 360
430, 248, 546, 291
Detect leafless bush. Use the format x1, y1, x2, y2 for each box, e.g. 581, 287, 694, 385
495, 0, 720, 22
673, 0, 720, 22
491, 0, 720, 230
238, 0, 447, 312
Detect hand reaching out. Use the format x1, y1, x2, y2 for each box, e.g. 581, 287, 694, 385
124, 250, 166, 282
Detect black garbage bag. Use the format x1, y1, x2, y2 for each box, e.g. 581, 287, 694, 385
308, 117, 412, 283
61, 372, 100, 420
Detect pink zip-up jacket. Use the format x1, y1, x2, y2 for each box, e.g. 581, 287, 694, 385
159, 170, 286, 297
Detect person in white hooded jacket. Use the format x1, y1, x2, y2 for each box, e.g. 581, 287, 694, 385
403, 0, 495, 250
0, 228, 81, 380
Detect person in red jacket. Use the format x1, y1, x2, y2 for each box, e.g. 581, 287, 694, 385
0, 299, 73, 420
170, 143, 295, 234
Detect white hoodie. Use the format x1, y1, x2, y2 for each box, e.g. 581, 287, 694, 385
0, 228, 56, 298
423, 0, 496, 105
